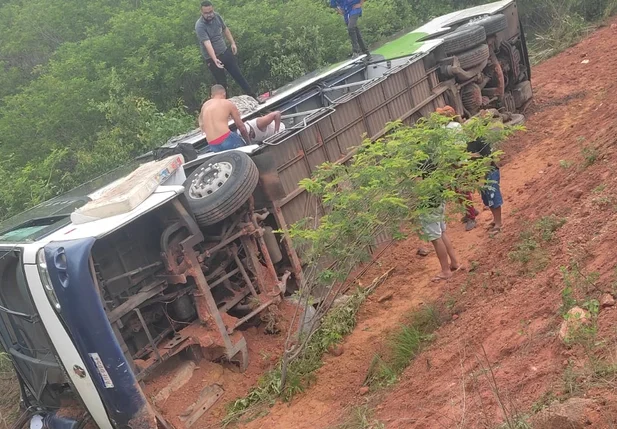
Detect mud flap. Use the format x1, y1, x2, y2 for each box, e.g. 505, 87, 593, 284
44, 239, 157, 429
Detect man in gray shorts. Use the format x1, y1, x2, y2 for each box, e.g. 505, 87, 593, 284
419, 183, 462, 282
195, 1, 256, 98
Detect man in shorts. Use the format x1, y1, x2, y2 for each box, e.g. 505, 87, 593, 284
419, 202, 463, 282
199, 84, 251, 152
467, 136, 503, 234
419, 154, 463, 282
238, 111, 286, 143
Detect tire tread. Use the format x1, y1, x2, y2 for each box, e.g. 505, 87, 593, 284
185, 152, 260, 227
456, 44, 490, 70
442, 25, 486, 55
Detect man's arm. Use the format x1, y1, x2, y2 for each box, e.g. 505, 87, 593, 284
223, 27, 238, 55
229, 102, 250, 144
329, 0, 343, 13
255, 111, 282, 133
203, 41, 224, 68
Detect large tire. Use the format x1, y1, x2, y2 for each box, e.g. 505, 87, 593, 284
461, 14, 507, 36
456, 44, 490, 70
184, 151, 259, 227
442, 25, 486, 55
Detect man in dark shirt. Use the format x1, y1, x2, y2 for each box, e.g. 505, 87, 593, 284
467, 136, 503, 233
438, 106, 480, 231
195, 1, 256, 98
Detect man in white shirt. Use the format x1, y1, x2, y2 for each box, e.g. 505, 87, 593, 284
238, 111, 286, 143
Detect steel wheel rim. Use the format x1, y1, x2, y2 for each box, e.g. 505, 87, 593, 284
188, 161, 233, 199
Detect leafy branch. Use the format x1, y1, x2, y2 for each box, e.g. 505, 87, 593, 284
282, 114, 520, 387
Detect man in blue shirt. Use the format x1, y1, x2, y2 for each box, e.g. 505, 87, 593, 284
330, 0, 370, 58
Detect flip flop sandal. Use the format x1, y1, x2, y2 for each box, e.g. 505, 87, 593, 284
485, 222, 496, 230
431, 274, 451, 283
488, 226, 502, 235
450, 265, 466, 273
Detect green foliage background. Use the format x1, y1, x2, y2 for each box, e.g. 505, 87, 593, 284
0, 0, 614, 220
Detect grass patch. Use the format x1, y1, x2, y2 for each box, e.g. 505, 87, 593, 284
559, 263, 600, 315
562, 363, 584, 397
509, 215, 566, 275
332, 405, 385, 429
592, 184, 606, 193
591, 195, 614, 209
524, 0, 617, 65
559, 356, 617, 402
363, 305, 442, 390
553, 261, 617, 405
0, 352, 20, 429
528, 13, 594, 64
530, 390, 558, 414
582, 145, 600, 167
224, 287, 372, 424
535, 215, 567, 241
590, 360, 617, 385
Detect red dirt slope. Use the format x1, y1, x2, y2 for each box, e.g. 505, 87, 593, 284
239, 19, 617, 429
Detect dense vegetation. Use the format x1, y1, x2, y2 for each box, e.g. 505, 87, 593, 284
0, 0, 614, 221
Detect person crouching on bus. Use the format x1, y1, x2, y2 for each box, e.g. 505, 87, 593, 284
237, 111, 286, 143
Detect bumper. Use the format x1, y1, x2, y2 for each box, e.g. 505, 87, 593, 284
44, 238, 157, 429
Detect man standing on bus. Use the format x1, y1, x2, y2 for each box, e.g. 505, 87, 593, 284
330, 0, 370, 59
195, 1, 257, 99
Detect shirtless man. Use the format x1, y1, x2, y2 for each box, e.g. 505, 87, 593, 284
237, 111, 286, 143
199, 84, 250, 152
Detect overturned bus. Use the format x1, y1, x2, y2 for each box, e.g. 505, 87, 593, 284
0, 1, 531, 428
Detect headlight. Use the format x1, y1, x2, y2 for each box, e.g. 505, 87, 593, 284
36, 249, 61, 312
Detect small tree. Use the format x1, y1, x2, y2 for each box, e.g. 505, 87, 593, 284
281, 113, 520, 389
